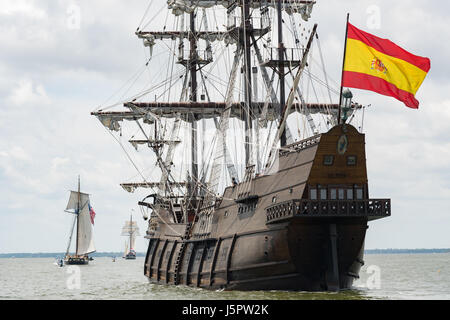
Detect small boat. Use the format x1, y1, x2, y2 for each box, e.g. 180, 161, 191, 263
121, 214, 140, 260
63, 176, 96, 265
54, 256, 64, 267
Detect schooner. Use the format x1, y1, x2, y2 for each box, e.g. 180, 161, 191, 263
64, 176, 96, 265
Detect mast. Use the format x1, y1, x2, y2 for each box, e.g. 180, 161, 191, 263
242, 0, 253, 166
265, 24, 318, 173
76, 175, 80, 255
130, 214, 133, 250
189, 11, 199, 201
186, 10, 198, 209
277, 0, 287, 146
338, 13, 350, 125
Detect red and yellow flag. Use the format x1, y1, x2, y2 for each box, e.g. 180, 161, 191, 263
342, 23, 430, 109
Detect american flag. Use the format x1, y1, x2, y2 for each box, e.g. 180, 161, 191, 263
88, 203, 96, 225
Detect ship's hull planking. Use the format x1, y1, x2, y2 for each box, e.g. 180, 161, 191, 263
143, 125, 390, 291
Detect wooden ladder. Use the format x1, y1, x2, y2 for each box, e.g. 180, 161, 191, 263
173, 223, 191, 285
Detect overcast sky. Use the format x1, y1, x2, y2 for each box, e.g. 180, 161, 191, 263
0, 0, 448, 254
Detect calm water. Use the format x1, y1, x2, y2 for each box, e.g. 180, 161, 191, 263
0, 254, 449, 300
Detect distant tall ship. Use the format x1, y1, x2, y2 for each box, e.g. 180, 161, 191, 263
121, 214, 140, 260
64, 176, 96, 265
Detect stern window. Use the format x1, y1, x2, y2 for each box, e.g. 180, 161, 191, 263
356, 188, 363, 200
330, 189, 337, 200
323, 155, 334, 166
310, 188, 317, 200
347, 189, 354, 200
347, 156, 357, 166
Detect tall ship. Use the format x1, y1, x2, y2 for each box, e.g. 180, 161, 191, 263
64, 176, 96, 265
92, 1, 392, 290
121, 214, 141, 260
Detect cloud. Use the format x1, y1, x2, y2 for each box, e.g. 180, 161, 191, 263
51, 157, 70, 170
0, 0, 449, 253
0, 146, 31, 162
7, 79, 50, 106
0, 0, 47, 19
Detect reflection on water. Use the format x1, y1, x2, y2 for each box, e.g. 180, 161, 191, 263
0, 253, 449, 300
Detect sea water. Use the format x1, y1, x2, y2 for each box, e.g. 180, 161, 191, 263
0, 253, 449, 300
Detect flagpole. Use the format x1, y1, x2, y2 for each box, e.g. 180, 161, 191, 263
338, 13, 350, 125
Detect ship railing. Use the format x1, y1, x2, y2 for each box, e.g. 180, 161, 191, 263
266, 46, 305, 62
279, 134, 321, 156
266, 199, 391, 224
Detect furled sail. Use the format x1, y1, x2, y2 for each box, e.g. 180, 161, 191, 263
167, 0, 315, 21
93, 111, 155, 132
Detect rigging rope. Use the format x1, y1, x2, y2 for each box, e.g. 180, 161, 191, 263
137, 0, 155, 31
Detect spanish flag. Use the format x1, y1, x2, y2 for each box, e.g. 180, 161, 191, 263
342, 23, 430, 109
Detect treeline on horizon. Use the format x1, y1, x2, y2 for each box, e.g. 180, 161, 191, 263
1, 249, 449, 258
365, 248, 450, 254
0, 252, 146, 258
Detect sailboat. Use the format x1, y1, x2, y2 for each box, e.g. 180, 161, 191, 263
64, 176, 96, 265
121, 214, 140, 260
92, 1, 391, 290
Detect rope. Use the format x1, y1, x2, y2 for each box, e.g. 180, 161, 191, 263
137, 0, 155, 31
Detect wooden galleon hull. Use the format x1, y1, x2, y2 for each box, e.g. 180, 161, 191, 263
144, 215, 367, 291
143, 124, 389, 291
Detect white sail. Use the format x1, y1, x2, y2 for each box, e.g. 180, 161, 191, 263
76, 200, 96, 255
124, 241, 128, 256
121, 221, 141, 236
122, 218, 140, 251
130, 236, 136, 251
66, 191, 90, 212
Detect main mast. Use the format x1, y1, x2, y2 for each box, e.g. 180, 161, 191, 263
242, 0, 252, 166
189, 11, 199, 207
130, 214, 133, 250
277, 1, 286, 146
76, 175, 80, 255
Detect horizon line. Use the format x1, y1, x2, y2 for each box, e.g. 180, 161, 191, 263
1, 248, 450, 255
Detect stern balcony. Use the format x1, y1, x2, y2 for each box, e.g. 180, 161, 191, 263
266, 199, 391, 224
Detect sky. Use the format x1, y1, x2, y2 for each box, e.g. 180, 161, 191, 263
0, 0, 449, 254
